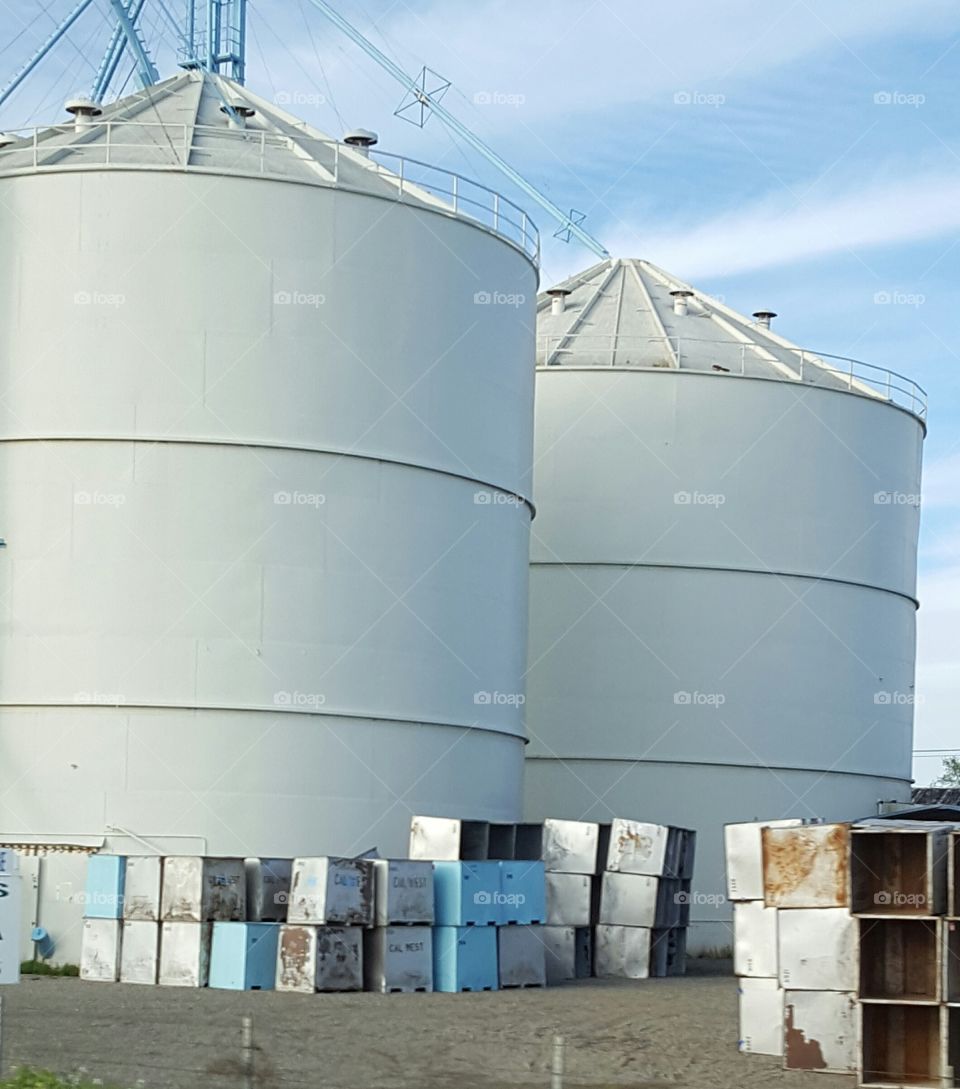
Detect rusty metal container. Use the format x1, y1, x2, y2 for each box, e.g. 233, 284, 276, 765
372, 860, 434, 926
245, 858, 292, 923
276, 924, 317, 993
497, 924, 546, 987
733, 900, 778, 978
725, 819, 803, 901
596, 872, 658, 928
779, 907, 857, 991
363, 926, 432, 992
860, 1002, 945, 1088
545, 872, 591, 926
288, 857, 374, 926
122, 856, 162, 921
762, 823, 850, 908
783, 991, 857, 1074
603, 819, 668, 876
852, 823, 950, 916
315, 926, 363, 992
408, 816, 490, 861
594, 924, 651, 979
80, 918, 121, 982
859, 917, 941, 1002
158, 922, 211, 987
738, 977, 784, 1056
160, 857, 246, 922
515, 819, 598, 874
119, 920, 159, 984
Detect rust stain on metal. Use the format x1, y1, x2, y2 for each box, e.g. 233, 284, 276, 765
763, 824, 849, 907
784, 1005, 827, 1071
617, 829, 654, 863
278, 925, 314, 992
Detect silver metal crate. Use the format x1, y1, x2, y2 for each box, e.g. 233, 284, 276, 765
594, 924, 651, 979
372, 860, 434, 926
122, 856, 162, 921
363, 926, 432, 993
119, 920, 159, 985
315, 926, 363, 992
724, 820, 802, 902
541, 926, 575, 984
738, 977, 783, 1056
733, 901, 778, 978
596, 872, 658, 928
515, 819, 598, 874
545, 872, 591, 926
408, 816, 489, 861
245, 858, 292, 923
783, 991, 857, 1074
497, 925, 546, 988
80, 919, 121, 982
161, 857, 246, 922
778, 907, 857, 991
603, 819, 668, 876
158, 922, 211, 987
288, 857, 374, 925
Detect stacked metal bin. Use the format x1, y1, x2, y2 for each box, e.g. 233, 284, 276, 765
278, 857, 374, 993
409, 815, 696, 985
409, 816, 547, 991
591, 819, 695, 979
728, 818, 960, 1087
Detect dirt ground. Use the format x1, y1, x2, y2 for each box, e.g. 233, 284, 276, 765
1, 960, 853, 1089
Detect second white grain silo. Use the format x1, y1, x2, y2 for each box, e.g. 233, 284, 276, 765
0, 73, 537, 868
525, 257, 925, 949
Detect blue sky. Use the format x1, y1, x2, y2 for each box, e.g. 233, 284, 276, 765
1, 0, 958, 784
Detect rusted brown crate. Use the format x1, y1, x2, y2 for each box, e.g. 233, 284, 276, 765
859, 1002, 945, 1088
852, 825, 949, 916
762, 823, 849, 909
859, 918, 941, 1002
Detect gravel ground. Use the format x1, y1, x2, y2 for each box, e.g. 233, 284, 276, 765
1, 961, 854, 1089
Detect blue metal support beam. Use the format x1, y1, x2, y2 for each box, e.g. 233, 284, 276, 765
302, 0, 610, 259
107, 0, 160, 88
0, 0, 98, 110
92, 0, 150, 102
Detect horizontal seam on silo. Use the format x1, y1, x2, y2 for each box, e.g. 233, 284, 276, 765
529, 561, 919, 607
523, 756, 911, 780
0, 435, 536, 516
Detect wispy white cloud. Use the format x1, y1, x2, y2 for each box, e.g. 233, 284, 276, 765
602, 169, 960, 279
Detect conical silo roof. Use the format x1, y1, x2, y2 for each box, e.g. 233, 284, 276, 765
0, 70, 459, 215
537, 257, 925, 416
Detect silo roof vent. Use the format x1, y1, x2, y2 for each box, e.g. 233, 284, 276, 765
220, 98, 256, 119
547, 287, 572, 315
64, 97, 102, 128
344, 129, 379, 149
670, 289, 694, 316
753, 310, 778, 329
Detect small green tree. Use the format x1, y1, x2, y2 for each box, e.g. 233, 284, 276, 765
933, 756, 960, 787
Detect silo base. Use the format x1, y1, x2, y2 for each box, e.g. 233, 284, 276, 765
523, 757, 911, 955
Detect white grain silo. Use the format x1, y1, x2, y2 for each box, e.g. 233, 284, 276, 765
0, 73, 537, 860
526, 257, 925, 949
